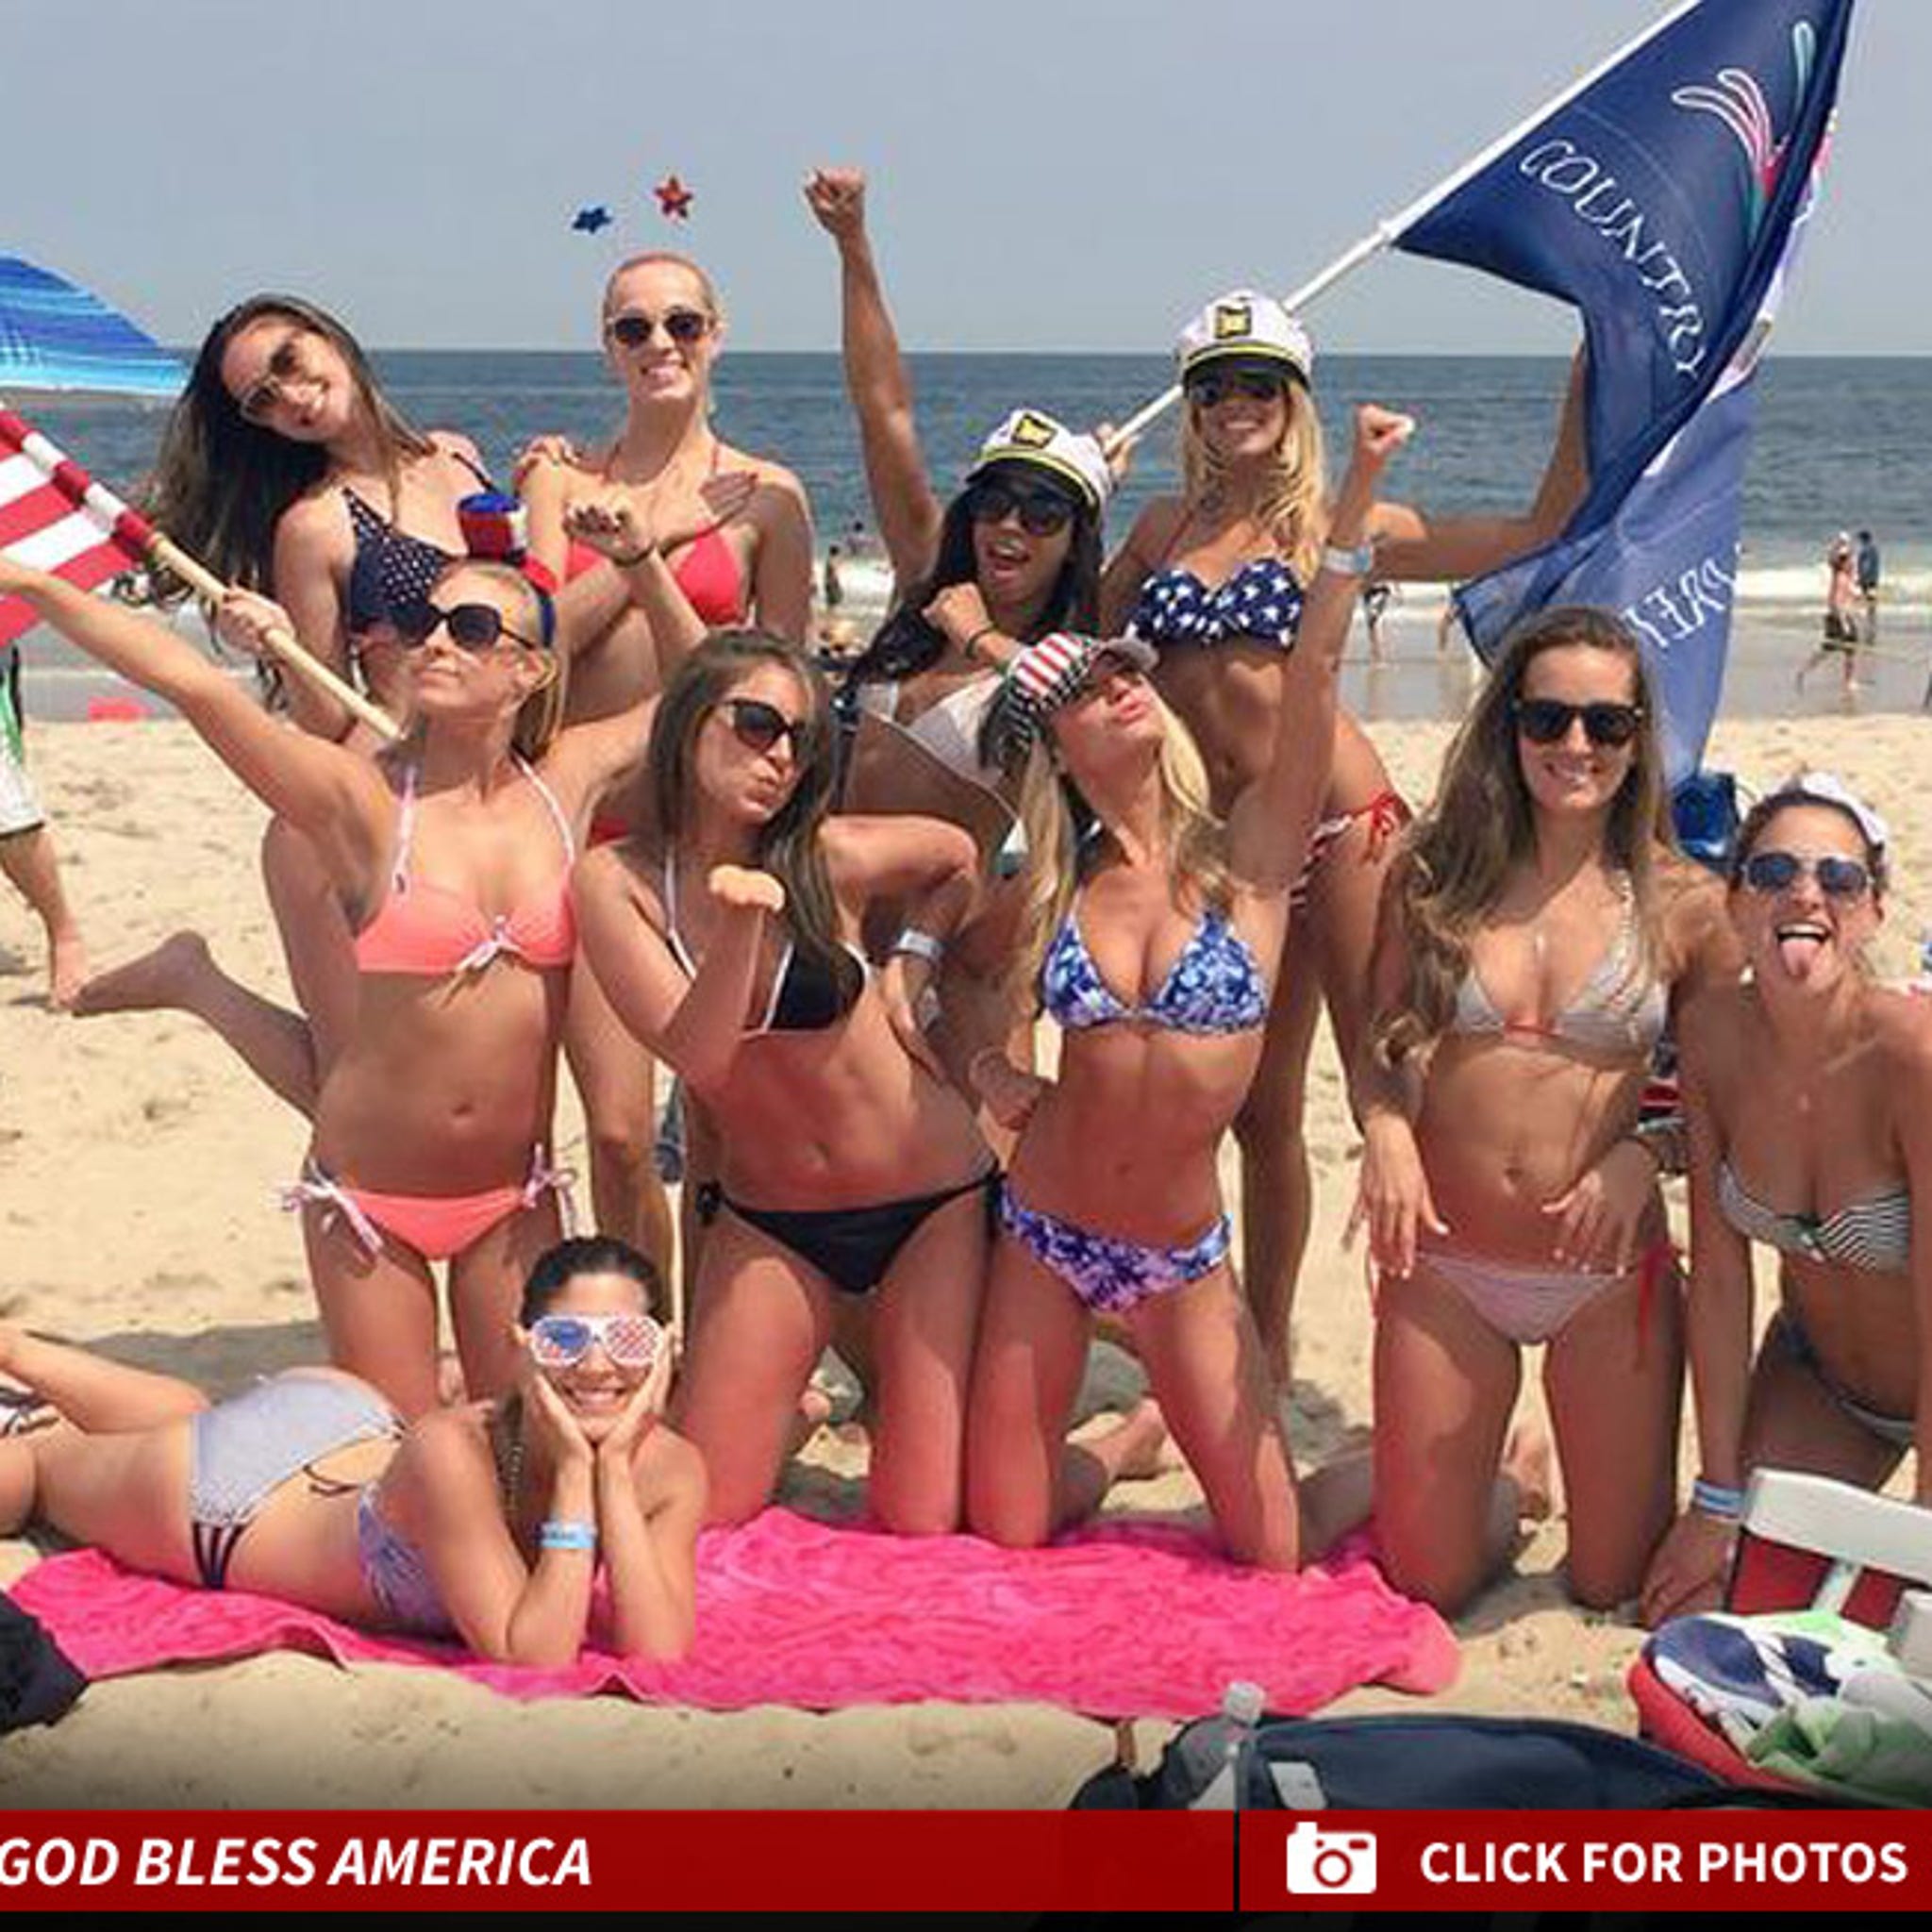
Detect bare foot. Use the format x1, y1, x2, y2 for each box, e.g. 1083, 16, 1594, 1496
48, 925, 89, 1011
1504, 1419, 1556, 1523
785, 1382, 835, 1456
1088, 1395, 1184, 1482
72, 930, 212, 1018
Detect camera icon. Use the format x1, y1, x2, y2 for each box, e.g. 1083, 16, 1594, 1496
1284, 1820, 1378, 1894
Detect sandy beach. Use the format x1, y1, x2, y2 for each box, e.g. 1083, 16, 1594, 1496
1, 698, 1925, 1809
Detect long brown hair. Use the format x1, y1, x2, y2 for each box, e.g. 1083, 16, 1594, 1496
646, 633, 858, 1009
143, 294, 433, 598
1375, 605, 1669, 1070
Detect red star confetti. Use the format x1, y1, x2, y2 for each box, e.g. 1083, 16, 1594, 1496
654, 175, 694, 220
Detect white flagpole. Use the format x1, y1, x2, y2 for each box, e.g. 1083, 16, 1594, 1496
1103, 0, 1707, 457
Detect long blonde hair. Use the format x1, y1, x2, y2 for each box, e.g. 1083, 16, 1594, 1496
1002, 690, 1233, 1000
1177, 378, 1326, 581
1374, 606, 1670, 1071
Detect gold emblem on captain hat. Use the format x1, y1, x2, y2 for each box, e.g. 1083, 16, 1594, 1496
1008, 411, 1058, 448
1213, 302, 1253, 341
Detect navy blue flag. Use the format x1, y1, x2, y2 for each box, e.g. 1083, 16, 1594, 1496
1392, 0, 1855, 780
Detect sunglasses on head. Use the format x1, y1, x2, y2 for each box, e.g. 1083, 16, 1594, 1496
1186, 366, 1289, 409
607, 308, 710, 349
1512, 697, 1644, 748
963, 475, 1076, 538
721, 695, 809, 756
393, 598, 541, 653
528, 1310, 663, 1372
1739, 849, 1873, 900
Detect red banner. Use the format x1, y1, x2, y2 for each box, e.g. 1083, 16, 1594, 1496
2, 1808, 1929, 1912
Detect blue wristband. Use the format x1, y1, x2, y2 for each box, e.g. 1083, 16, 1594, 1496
539, 1518, 598, 1553
1690, 1476, 1744, 1523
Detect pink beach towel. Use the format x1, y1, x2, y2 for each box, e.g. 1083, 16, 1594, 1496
10, 1508, 1456, 1716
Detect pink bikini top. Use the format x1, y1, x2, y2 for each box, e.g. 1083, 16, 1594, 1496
353, 758, 577, 977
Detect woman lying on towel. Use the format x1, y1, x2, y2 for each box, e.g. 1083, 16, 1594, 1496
0, 1238, 702, 1665
1641, 774, 1932, 1626
1351, 607, 1739, 1616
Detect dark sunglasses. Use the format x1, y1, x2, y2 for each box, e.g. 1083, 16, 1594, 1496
1739, 849, 1873, 900
607, 308, 710, 348
528, 1311, 662, 1371
721, 696, 809, 756
963, 476, 1076, 538
393, 598, 541, 653
1186, 368, 1289, 409
1512, 697, 1645, 748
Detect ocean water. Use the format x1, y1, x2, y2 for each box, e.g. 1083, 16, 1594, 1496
15, 351, 1932, 720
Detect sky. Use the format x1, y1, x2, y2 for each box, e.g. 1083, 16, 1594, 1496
8, 0, 1927, 357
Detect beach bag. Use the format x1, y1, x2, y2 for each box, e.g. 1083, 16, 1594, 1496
1071, 1710, 1757, 1810
0, 1591, 86, 1733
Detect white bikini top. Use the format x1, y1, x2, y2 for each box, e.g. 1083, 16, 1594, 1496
856, 675, 1000, 784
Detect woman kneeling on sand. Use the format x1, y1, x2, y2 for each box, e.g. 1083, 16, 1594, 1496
0, 1238, 702, 1664
0, 553, 654, 1415
1641, 774, 1932, 1625
573, 632, 991, 1532
1352, 607, 1740, 1615
959, 406, 1408, 1570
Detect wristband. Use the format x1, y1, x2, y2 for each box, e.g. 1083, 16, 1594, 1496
1321, 540, 1374, 579
608, 539, 659, 569
890, 927, 945, 966
963, 623, 1001, 664
539, 1518, 599, 1553
1690, 1476, 1744, 1524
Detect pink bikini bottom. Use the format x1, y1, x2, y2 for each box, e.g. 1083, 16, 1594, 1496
283, 1148, 576, 1262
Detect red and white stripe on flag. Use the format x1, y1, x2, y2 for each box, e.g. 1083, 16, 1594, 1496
0, 409, 154, 648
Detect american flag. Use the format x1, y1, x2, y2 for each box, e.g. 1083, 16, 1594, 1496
0, 408, 156, 648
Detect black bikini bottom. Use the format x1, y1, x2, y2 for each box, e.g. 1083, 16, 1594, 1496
695, 1169, 998, 1297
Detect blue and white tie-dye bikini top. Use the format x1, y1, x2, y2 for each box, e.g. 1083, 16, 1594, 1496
1041, 897, 1269, 1034
1130, 556, 1304, 650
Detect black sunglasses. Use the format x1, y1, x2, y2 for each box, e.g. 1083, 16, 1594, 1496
1512, 697, 1645, 748
1739, 849, 1873, 900
393, 598, 541, 653
607, 308, 710, 348
963, 476, 1076, 538
721, 696, 809, 756
1186, 367, 1289, 409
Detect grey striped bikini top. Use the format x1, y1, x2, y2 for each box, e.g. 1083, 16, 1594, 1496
1718, 1160, 1911, 1273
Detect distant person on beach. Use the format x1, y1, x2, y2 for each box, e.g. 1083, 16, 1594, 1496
1795, 531, 1862, 693
1641, 775, 1932, 1627
844, 518, 872, 560
3, 550, 662, 1418
962, 408, 1406, 1569
520, 252, 817, 1274
0, 1238, 702, 1663
0, 641, 88, 1008
1437, 589, 1467, 656
1351, 607, 1740, 1615
1855, 527, 1881, 641
824, 543, 845, 610
573, 633, 991, 1531
1362, 578, 1393, 661
1098, 290, 1590, 1391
